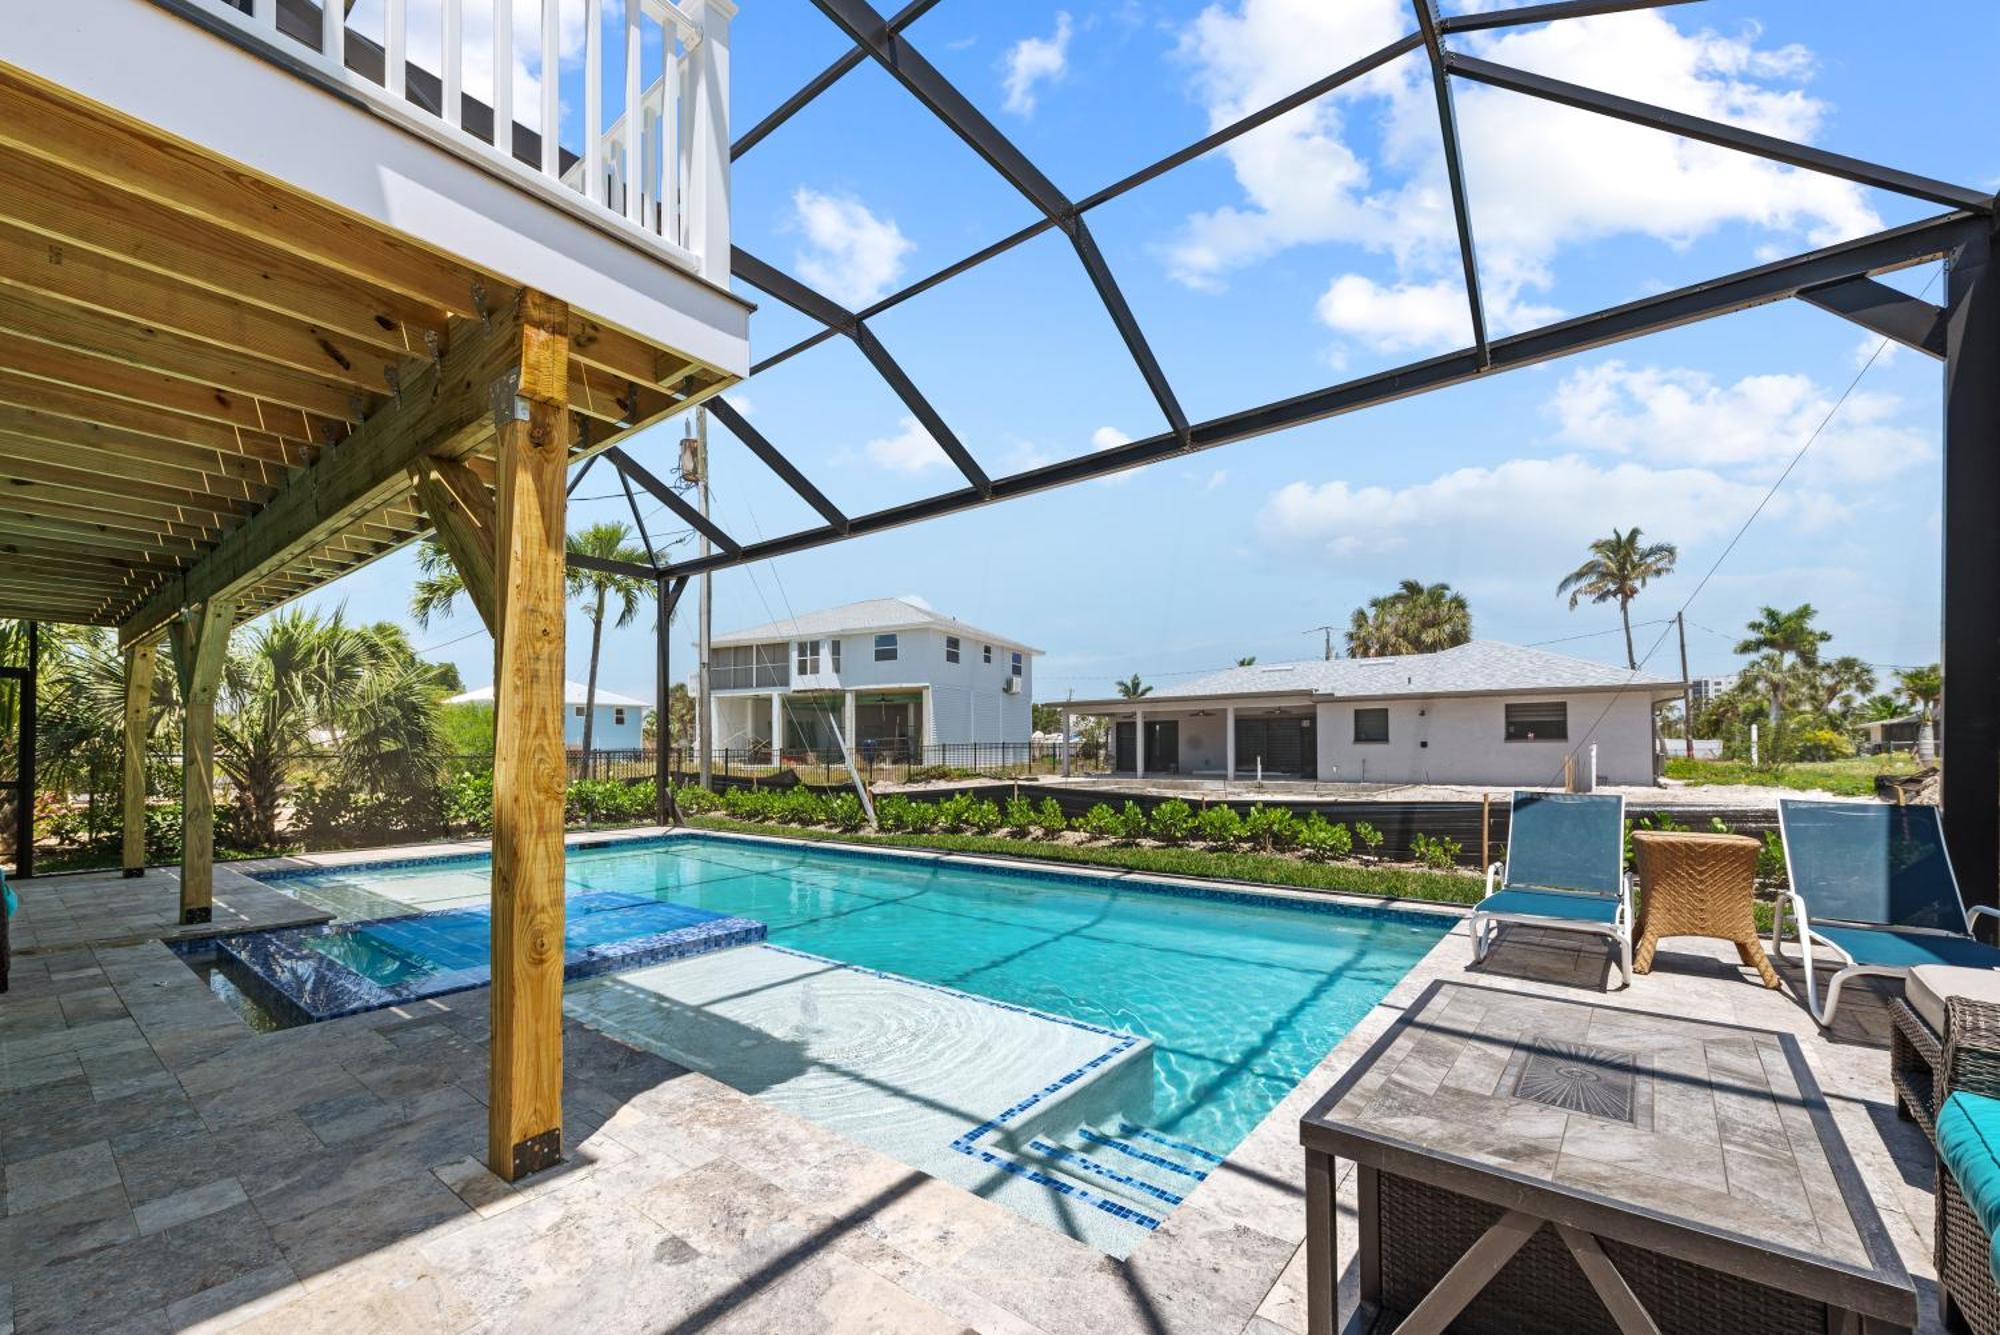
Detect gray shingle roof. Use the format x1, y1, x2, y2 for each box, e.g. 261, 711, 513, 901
1136, 640, 1681, 702
711, 598, 1040, 653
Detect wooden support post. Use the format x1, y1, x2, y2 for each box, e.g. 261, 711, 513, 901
488, 290, 571, 1182
120, 641, 156, 877
168, 599, 233, 924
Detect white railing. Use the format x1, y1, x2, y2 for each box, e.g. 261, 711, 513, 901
169, 0, 732, 282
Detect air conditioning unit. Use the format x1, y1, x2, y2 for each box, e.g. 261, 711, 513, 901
1001, 677, 1022, 695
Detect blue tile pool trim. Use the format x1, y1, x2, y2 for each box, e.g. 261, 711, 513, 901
249, 829, 1459, 933
209, 896, 766, 1025
1115, 1122, 1227, 1165
1028, 1140, 1187, 1207
757, 944, 1164, 1233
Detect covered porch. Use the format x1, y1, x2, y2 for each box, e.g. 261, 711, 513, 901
1063, 696, 1320, 781
1, 0, 745, 1183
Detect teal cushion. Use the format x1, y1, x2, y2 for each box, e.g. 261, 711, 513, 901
1478, 889, 1620, 925
1811, 925, 2000, 970
1937, 1091, 2000, 1284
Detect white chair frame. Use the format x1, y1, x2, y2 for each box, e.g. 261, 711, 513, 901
1771, 803, 2000, 1026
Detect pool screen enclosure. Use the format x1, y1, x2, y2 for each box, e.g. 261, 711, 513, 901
590, 0, 2000, 910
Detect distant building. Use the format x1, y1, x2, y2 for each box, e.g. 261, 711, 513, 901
1688, 674, 1740, 713
1064, 641, 1684, 787
707, 598, 1040, 760
445, 681, 648, 752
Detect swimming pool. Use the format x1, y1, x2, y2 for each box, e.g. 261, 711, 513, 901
267, 833, 1449, 1164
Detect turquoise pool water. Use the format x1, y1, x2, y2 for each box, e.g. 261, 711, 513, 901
276, 835, 1448, 1158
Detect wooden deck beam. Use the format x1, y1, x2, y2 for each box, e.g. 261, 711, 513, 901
119, 308, 522, 646
121, 641, 156, 875
488, 290, 570, 1182
411, 454, 498, 632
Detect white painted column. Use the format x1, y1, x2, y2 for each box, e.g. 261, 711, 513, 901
685, 0, 734, 282
1135, 707, 1146, 777
769, 693, 783, 760
710, 694, 722, 763
1225, 705, 1237, 779
1060, 708, 1072, 778
843, 690, 857, 751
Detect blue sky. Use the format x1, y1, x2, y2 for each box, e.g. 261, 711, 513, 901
307, 0, 1997, 706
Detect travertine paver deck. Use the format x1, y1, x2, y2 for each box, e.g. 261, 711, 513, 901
0, 838, 1950, 1333
6, 864, 330, 953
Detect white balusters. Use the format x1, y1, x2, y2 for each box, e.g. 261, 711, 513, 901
623, 0, 643, 224
252, 0, 276, 30
492, 0, 512, 155
583, 0, 603, 206
321, 0, 344, 66
662, 42, 683, 244
384, 0, 406, 98
441, 0, 462, 127
540, 0, 560, 176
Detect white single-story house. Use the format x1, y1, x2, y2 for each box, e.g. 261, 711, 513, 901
1063, 641, 1684, 787
445, 681, 649, 752
707, 598, 1040, 761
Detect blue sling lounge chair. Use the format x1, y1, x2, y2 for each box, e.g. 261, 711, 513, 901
1472, 791, 1631, 989
1774, 799, 2000, 1026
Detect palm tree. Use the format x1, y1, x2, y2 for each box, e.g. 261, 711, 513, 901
409, 538, 467, 629
1807, 655, 1876, 720
1556, 527, 1678, 671
1346, 580, 1472, 657
1115, 674, 1152, 699
1236, 656, 1257, 667
1897, 663, 1942, 763
566, 522, 652, 757
1734, 604, 1831, 729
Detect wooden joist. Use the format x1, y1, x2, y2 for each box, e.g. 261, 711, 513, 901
0, 374, 313, 472
0, 288, 372, 424
118, 308, 522, 646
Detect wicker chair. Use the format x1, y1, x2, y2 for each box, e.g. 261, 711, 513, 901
1935, 995, 2000, 1333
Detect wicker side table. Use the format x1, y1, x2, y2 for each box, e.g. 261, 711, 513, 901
1631, 829, 1778, 987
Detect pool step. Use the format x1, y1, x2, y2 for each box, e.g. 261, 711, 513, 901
1001, 1119, 1222, 1228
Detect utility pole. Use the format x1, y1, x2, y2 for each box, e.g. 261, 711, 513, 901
682, 409, 713, 794
1306, 625, 1336, 661
1676, 612, 1694, 759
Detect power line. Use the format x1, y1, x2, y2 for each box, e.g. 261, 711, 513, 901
1554, 271, 1936, 783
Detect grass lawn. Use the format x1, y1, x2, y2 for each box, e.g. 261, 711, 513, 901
1663, 753, 1921, 797
684, 814, 1485, 907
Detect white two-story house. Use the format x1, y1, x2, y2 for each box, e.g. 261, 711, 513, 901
707, 599, 1039, 762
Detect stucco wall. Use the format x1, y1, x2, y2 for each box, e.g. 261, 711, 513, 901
1314, 691, 1659, 786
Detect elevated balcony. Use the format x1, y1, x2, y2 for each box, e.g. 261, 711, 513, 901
0, 0, 750, 630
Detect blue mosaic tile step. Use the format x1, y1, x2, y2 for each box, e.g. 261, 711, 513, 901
209, 892, 765, 1024
1028, 1140, 1187, 1207
1076, 1127, 1211, 1181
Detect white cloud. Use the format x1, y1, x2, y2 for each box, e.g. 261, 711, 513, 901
1090, 425, 1140, 486
1002, 13, 1074, 116
1167, 2, 1880, 351
1258, 454, 1845, 568
864, 417, 950, 474
791, 188, 915, 309
1314, 275, 1565, 353
1548, 361, 1933, 484
1203, 469, 1229, 491
722, 392, 754, 418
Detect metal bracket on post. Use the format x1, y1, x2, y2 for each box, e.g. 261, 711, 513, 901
471, 279, 492, 332
488, 369, 530, 431
424, 329, 445, 400
384, 364, 403, 408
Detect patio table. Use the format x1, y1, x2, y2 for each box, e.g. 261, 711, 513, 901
1300, 980, 1915, 1335
1630, 829, 1778, 987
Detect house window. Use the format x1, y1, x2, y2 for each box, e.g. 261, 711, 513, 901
1505, 701, 1568, 742
945, 635, 960, 664
796, 639, 820, 675
573, 705, 586, 719
983, 645, 992, 664
874, 633, 898, 662
1353, 708, 1389, 744
613, 708, 627, 726
830, 639, 842, 672
1010, 651, 1023, 678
